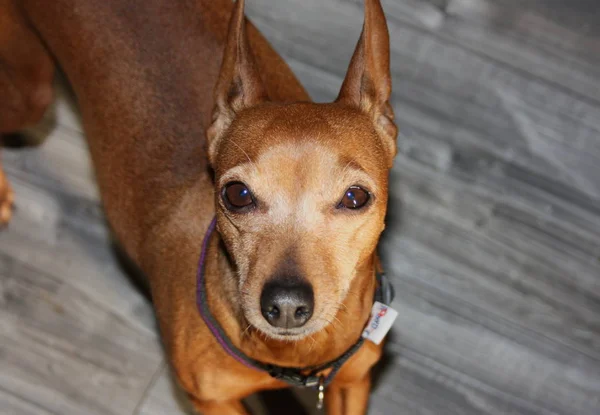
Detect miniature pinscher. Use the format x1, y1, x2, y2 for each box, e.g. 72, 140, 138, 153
0, 0, 397, 413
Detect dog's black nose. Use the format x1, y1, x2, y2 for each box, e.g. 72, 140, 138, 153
260, 279, 314, 329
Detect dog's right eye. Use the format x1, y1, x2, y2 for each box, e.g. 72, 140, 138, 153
338, 186, 371, 210
222, 182, 255, 211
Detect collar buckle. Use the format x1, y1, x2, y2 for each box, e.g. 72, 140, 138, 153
268, 367, 320, 387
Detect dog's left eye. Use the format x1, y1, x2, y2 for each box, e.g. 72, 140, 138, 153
222, 182, 255, 211
338, 186, 370, 210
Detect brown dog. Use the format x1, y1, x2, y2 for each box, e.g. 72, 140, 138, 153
0, 0, 397, 413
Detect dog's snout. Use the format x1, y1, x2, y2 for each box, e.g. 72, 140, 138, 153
260, 279, 314, 329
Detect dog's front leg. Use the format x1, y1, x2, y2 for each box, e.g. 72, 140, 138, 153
188, 396, 249, 415
325, 374, 371, 415
0, 160, 13, 225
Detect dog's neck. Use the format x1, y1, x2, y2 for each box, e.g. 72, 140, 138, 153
203, 231, 377, 368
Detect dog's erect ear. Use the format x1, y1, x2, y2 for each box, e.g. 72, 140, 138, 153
207, 0, 268, 164
336, 0, 397, 165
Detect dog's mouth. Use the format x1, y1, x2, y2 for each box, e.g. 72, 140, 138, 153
243, 308, 334, 342
268, 326, 309, 338
270, 329, 302, 339
252, 325, 317, 342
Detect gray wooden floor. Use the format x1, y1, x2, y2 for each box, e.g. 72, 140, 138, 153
1, 0, 600, 414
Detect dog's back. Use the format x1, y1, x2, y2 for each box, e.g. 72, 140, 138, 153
0, 0, 307, 259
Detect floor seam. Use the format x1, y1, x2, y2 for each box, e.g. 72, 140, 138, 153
131, 359, 167, 415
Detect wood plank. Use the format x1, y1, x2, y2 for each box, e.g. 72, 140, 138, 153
135, 364, 195, 415
369, 347, 557, 415
0, 247, 162, 415
382, 0, 600, 101
0, 386, 56, 415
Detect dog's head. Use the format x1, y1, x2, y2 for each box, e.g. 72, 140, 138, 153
206, 0, 396, 341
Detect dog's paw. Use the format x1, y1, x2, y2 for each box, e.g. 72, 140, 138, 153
0, 167, 14, 226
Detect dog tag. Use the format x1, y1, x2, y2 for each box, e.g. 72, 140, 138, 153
361, 301, 398, 345
316, 376, 325, 410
